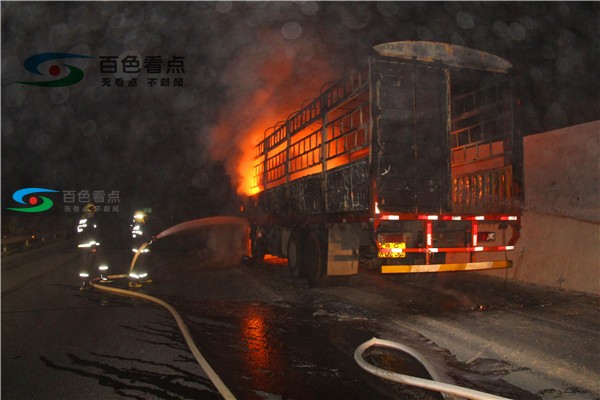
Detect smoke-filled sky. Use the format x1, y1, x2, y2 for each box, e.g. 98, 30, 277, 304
2, 1, 598, 224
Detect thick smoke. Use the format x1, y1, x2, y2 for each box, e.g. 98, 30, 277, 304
206, 4, 344, 195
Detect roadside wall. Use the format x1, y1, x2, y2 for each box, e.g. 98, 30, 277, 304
482, 120, 600, 295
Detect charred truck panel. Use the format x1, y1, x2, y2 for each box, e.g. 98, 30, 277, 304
245, 41, 523, 286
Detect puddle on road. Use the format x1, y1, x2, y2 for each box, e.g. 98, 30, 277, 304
165, 298, 442, 400
364, 347, 434, 381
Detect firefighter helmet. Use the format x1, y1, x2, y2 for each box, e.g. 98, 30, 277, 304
82, 203, 97, 217
133, 210, 148, 224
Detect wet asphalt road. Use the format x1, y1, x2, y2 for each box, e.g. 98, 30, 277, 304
2, 242, 438, 400
2, 239, 599, 400
2, 244, 218, 400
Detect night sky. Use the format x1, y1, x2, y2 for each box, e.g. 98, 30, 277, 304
2, 1, 598, 231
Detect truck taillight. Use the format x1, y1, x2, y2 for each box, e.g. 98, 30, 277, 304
500, 245, 515, 251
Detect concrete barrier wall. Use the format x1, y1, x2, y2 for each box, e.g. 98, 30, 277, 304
482, 120, 600, 295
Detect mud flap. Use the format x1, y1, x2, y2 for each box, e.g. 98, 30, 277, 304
327, 224, 360, 276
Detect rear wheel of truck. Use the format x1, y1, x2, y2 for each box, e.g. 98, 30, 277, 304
288, 231, 303, 279
306, 230, 328, 288
358, 244, 381, 271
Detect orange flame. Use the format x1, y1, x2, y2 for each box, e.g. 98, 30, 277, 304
208, 29, 335, 197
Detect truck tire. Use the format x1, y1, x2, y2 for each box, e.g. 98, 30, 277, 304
306, 230, 328, 288
358, 244, 381, 271
287, 231, 303, 279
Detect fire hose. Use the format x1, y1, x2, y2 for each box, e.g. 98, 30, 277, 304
89, 241, 237, 400
354, 337, 512, 400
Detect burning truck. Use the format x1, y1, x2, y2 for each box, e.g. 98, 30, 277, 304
243, 41, 523, 287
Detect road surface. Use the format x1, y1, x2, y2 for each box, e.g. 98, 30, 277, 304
2, 238, 599, 399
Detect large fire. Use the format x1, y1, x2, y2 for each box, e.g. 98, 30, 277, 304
208, 29, 336, 197
237, 118, 269, 196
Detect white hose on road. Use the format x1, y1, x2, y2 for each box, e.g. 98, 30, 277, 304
354, 337, 512, 400
91, 275, 237, 400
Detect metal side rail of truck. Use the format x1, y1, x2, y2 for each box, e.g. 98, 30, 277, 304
243, 41, 524, 287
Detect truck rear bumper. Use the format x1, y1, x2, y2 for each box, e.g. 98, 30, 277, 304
381, 260, 512, 274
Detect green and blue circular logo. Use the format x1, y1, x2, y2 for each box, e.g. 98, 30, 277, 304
17, 52, 92, 87
7, 188, 59, 212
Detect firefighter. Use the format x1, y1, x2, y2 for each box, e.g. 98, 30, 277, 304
131, 210, 150, 252
129, 210, 152, 287
77, 203, 108, 287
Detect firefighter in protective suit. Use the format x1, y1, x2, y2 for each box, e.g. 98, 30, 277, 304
131, 210, 150, 252
77, 203, 108, 287
129, 210, 152, 287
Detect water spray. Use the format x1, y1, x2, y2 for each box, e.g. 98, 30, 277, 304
129, 216, 247, 275
154, 216, 248, 240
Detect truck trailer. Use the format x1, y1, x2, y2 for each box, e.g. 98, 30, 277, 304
244, 41, 523, 287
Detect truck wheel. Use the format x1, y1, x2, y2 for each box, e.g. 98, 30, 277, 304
306, 230, 328, 288
288, 231, 303, 279
358, 245, 381, 271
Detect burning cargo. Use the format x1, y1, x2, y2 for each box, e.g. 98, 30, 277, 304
243, 41, 523, 287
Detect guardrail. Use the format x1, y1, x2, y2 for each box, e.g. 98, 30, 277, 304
1, 231, 68, 256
